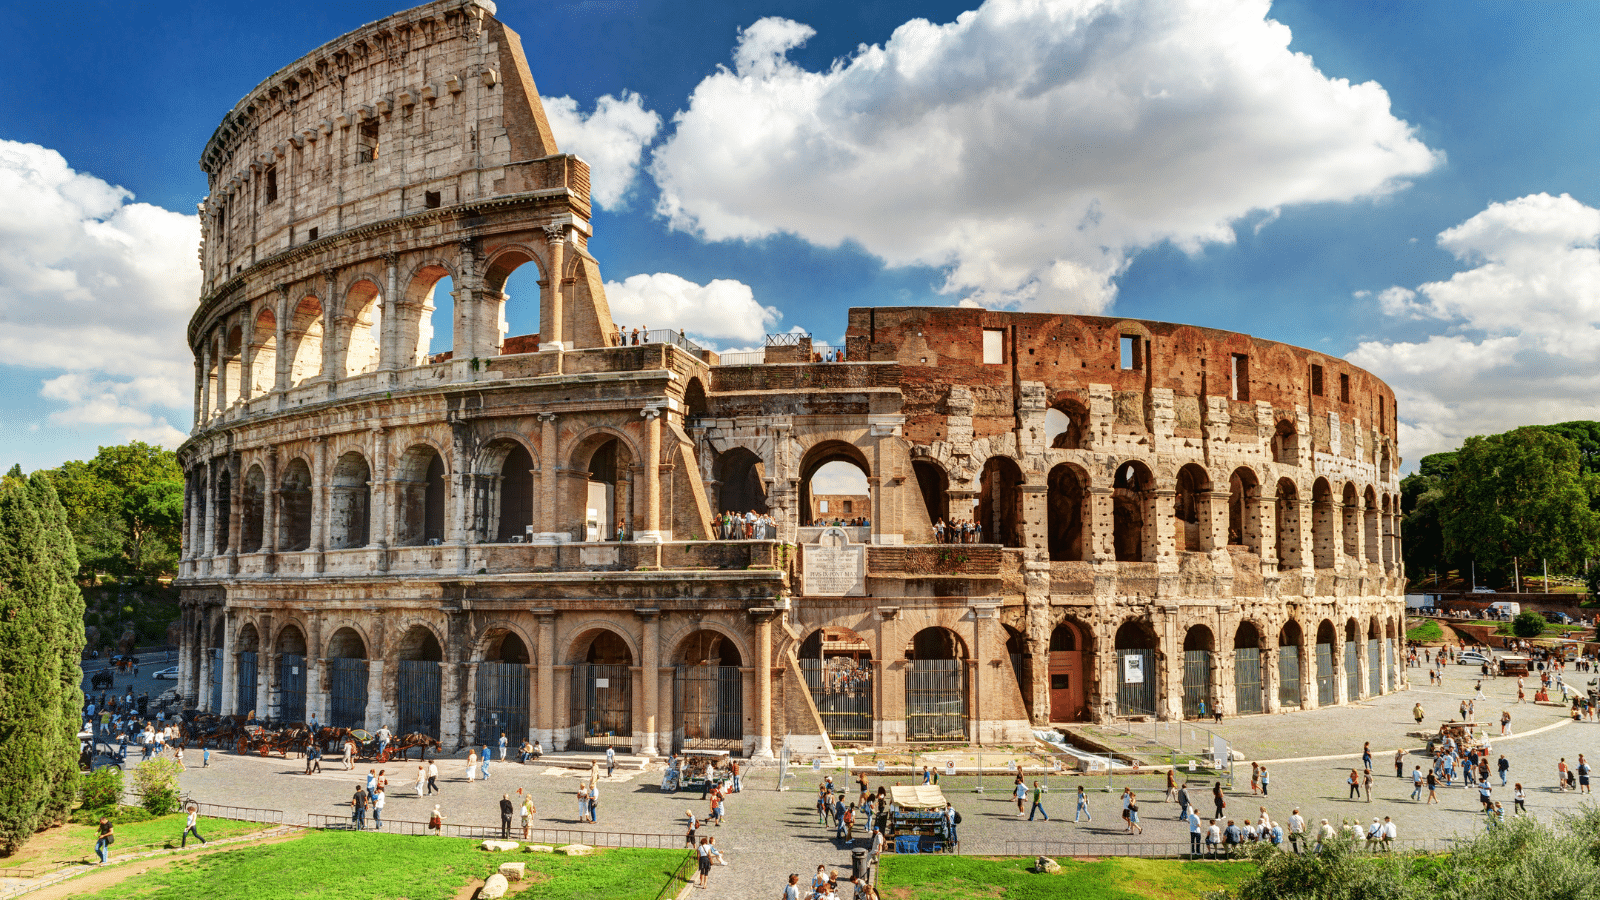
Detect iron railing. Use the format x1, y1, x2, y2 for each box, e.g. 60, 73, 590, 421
999, 837, 1463, 858
616, 329, 705, 355
765, 333, 809, 346
1278, 645, 1301, 708
713, 351, 766, 366
280, 654, 307, 723
1182, 650, 1211, 718
905, 659, 965, 741
1235, 647, 1263, 714
476, 661, 530, 747
1116, 649, 1156, 716
305, 815, 679, 847
654, 850, 698, 900
237, 651, 258, 716
396, 659, 442, 738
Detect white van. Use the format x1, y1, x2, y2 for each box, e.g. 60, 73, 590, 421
1489, 601, 1521, 617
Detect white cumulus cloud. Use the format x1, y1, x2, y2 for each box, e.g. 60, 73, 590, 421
0, 139, 196, 446
1349, 193, 1600, 460
604, 272, 780, 347
544, 91, 662, 209
651, 0, 1441, 312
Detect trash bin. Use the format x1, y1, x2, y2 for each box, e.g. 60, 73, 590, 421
851, 847, 867, 880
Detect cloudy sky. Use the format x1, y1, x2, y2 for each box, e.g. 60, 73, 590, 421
1, 0, 1597, 473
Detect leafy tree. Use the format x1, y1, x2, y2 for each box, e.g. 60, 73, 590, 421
1541, 421, 1600, 477
1441, 427, 1600, 575
78, 766, 124, 813
1512, 610, 1547, 638
25, 473, 84, 827
129, 758, 183, 816
43, 442, 183, 577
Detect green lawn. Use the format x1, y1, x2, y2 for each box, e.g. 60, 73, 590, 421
69, 829, 686, 900
1, 814, 267, 872
877, 855, 1253, 900
1406, 620, 1444, 642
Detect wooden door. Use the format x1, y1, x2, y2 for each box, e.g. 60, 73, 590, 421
1049, 650, 1085, 722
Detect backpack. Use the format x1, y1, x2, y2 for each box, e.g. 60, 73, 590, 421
953, 811, 962, 825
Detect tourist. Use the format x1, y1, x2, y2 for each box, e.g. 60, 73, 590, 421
783, 873, 802, 900
519, 740, 534, 764
1187, 809, 1202, 857
427, 759, 439, 794
343, 738, 354, 770
1125, 792, 1142, 834
578, 784, 590, 823
499, 793, 514, 839
590, 779, 601, 823
716, 787, 728, 827
696, 837, 713, 889
1260, 766, 1270, 796
1363, 768, 1373, 801
1347, 769, 1360, 799
93, 816, 113, 864
1315, 818, 1335, 854
1513, 783, 1526, 815
1362, 742, 1372, 772
1579, 754, 1592, 794
180, 803, 207, 847
520, 790, 536, 839
1176, 782, 1190, 820
944, 803, 959, 846
372, 786, 385, 829
376, 724, 391, 759
498, 732, 508, 761
1426, 768, 1438, 804
1394, 749, 1404, 778
1410, 765, 1423, 800
1169, 769, 1180, 802
481, 745, 492, 780
606, 743, 616, 777
1288, 808, 1305, 854
1212, 781, 1226, 820
685, 809, 699, 848
1413, 702, 1425, 724
416, 765, 427, 798
1013, 776, 1028, 816
1205, 819, 1221, 858
467, 748, 478, 783
351, 784, 367, 828
1028, 780, 1049, 821
428, 804, 444, 834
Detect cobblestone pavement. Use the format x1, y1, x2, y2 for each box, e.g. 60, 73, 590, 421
166, 660, 1600, 900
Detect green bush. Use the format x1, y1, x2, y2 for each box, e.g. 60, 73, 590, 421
1512, 610, 1548, 638
78, 766, 122, 811
128, 758, 182, 816
70, 804, 153, 825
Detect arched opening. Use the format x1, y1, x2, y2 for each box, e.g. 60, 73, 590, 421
1046, 399, 1087, 450
188, 473, 206, 557
1112, 461, 1154, 562
275, 624, 308, 723
912, 459, 950, 533
477, 630, 531, 746
278, 459, 313, 552
1363, 487, 1381, 564
904, 627, 967, 741
676, 630, 744, 751
1314, 620, 1337, 706
977, 456, 1025, 547
287, 296, 323, 387
1114, 620, 1157, 716
212, 468, 232, 554
1181, 625, 1215, 719
207, 618, 224, 712
478, 439, 534, 542
714, 448, 768, 516
683, 377, 709, 421
240, 465, 265, 553
1278, 620, 1303, 709
575, 436, 634, 541
1002, 624, 1027, 718
1047, 464, 1087, 561
800, 441, 870, 527
570, 630, 632, 749
1381, 495, 1396, 569
1344, 618, 1361, 701
1049, 621, 1090, 722
483, 250, 544, 355
799, 628, 873, 743
1367, 617, 1383, 697
222, 326, 243, 406
249, 307, 277, 398
1174, 463, 1210, 553
325, 627, 369, 728
1274, 479, 1302, 570
236, 623, 260, 717
1271, 419, 1298, 465
396, 445, 447, 546
1233, 623, 1264, 715
329, 451, 371, 550
1384, 616, 1398, 694
340, 279, 383, 378
405, 265, 454, 365
1311, 479, 1336, 570
1379, 444, 1393, 482
1228, 467, 1261, 552
1341, 483, 1361, 566
394, 625, 443, 738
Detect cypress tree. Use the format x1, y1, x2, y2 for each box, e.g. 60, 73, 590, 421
27, 473, 84, 826
0, 475, 59, 854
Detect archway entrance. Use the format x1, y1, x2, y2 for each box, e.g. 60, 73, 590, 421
1366, 619, 1382, 697
1114, 621, 1156, 716
326, 627, 369, 729
1047, 465, 1086, 561
800, 442, 870, 526
241, 466, 265, 553
207, 619, 224, 712
799, 628, 873, 743
236, 623, 259, 717
715, 448, 768, 516
977, 457, 1025, 547
1278, 620, 1303, 709
477, 631, 531, 747
1113, 462, 1154, 562
675, 631, 744, 751
1182, 626, 1215, 719
1315, 621, 1337, 706
278, 459, 313, 551
905, 628, 966, 741
397, 446, 447, 546
276, 625, 307, 723
912, 460, 948, 531
578, 438, 632, 541
570, 630, 632, 750
1233, 623, 1264, 715
395, 626, 443, 738
1344, 619, 1361, 700
329, 452, 371, 549
1048, 622, 1088, 722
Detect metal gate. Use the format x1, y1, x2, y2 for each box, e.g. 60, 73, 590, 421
208, 648, 222, 712
327, 657, 369, 728
1386, 640, 1397, 692
676, 665, 743, 750
1345, 642, 1360, 700
237, 651, 258, 717
799, 659, 873, 743
396, 660, 441, 738
279, 653, 306, 723
476, 662, 529, 748
1367, 639, 1382, 696
1116, 648, 1156, 716
905, 660, 965, 741
569, 663, 631, 750
1234, 648, 1263, 714
1315, 643, 1335, 706
1277, 645, 1300, 709
1182, 650, 1212, 718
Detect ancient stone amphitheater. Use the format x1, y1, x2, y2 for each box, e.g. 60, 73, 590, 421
175, 0, 1406, 757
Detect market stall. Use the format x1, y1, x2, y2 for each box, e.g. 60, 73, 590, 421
886, 784, 953, 854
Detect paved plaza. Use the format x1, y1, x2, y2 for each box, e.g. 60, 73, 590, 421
83, 656, 1600, 900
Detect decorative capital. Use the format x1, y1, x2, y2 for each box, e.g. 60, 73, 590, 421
542, 224, 567, 245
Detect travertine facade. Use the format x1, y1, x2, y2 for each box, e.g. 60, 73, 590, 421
176, 0, 1405, 757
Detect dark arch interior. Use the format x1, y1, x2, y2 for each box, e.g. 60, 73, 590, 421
497, 443, 535, 541
1114, 620, 1154, 650
1280, 620, 1302, 646
486, 631, 530, 664
241, 466, 265, 553
1049, 622, 1078, 652
912, 460, 949, 528
236, 623, 260, 652
1112, 462, 1152, 562
1047, 465, 1086, 561
906, 627, 965, 661
1235, 622, 1260, 649
1317, 620, 1336, 645
397, 627, 443, 662
680, 630, 743, 667
276, 625, 307, 656
1183, 626, 1214, 652
1174, 464, 1208, 552
278, 459, 313, 551
977, 456, 1025, 547
683, 378, 709, 420
584, 630, 633, 665
715, 448, 768, 514
1228, 468, 1258, 548
327, 627, 367, 659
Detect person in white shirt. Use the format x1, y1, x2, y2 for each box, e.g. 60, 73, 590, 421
1288, 809, 1306, 854
1205, 821, 1221, 858
181, 804, 207, 847
1380, 816, 1397, 848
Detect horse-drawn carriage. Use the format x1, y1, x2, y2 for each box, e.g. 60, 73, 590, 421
90, 669, 115, 691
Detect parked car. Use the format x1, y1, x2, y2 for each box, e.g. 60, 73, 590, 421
152, 666, 179, 680
1458, 651, 1491, 667
1471, 587, 1496, 594
1548, 611, 1572, 624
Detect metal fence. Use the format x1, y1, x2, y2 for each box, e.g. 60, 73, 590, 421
1235, 647, 1263, 714
714, 351, 766, 366
620, 329, 704, 356
654, 850, 698, 900
1116, 648, 1157, 716
1182, 649, 1212, 718
906, 659, 965, 741
1315, 643, 1335, 706
1000, 837, 1461, 858
237, 651, 258, 716
397, 659, 441, 738
1368, 639, 1382, 696
328, 658, 369, 728
570, 663, 632, 750
1278, 645, 1300, 709
1345, 642, 1360, 701
280, 653, 307, 723
800, 658, 873, 743
477, 661, 530, 747
676, 664, 742, 749
305, 814, 680, 847
208, 648, 222, 711
188, 800, 286, 825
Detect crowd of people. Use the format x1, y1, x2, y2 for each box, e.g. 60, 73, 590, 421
716, 510, 778, 540
932, 519, 984, 543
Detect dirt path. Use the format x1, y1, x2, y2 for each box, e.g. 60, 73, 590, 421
15, 828, 302, 900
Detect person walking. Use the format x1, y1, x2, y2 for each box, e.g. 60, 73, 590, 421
498, 732, 508, 762
1410, 765, 1423, 800
943, 803, 959, 847
427, 759, 439, 794
93, 816, 114, 865
1361, 742, 1372, 772
1348, 769, 1361, 800
1248, 763, 1259, 795
578, 785, 590, 823
372, 786, 385, 829
1363, 769, 1373, 801
1501, 710, 1512, 736
1177, 782, 1191, 820
1028, 781, 1049, 821
1169, 769, 1180, 803
520, 790, 535, 839
1260, 767, 1270, 797
1579, 754, 1592, 794
1075, 785, 1092, 822
481, 745, 492, 781
1394, 749, 1404, 778
343, 738, 354, 770
1426, 768, 1439, 804
1187, 809, 1203, 857
1513, 783, 1526, 815
428, 804, 444, 834
467, 748, 478, 783
416, 765, 427, 798
499, 793, 514, 838
695, 837, 713, 889
1013, 777, 1028, 816
1212, 781, 1226, 820
606, 744, 616, 778
1413, 702, 1425, 725
1497, 754, 1510, 787
180, 804, 207, 847
351, 784, 367, 828
1288, 808, 1305, 854
1125, 792, 1143, 834
684, 809, 699, 849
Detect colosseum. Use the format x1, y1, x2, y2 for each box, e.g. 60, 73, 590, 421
175, 0, 1406, 758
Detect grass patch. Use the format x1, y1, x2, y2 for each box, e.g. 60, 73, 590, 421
68, 829, 685, 900
1, 814, 267, 872
877, 855, 1253, 900
1406, 620, 1443, 642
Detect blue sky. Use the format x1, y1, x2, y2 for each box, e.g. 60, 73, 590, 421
2, 0, 1598, 474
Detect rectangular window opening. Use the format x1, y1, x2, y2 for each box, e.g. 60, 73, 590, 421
842, 500, 853, 514
1379, 396, 1386, 433
1340, 373, 1350, 403
982, 329, 1005, 365
358, 120, 380, 163
307, 226, 319, 242
1311, 364, 1323, 397
1231, 353, 1250, 402
1119, 335, 1142, 370
425, 190, 441, 209
264, 167, 278, 204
